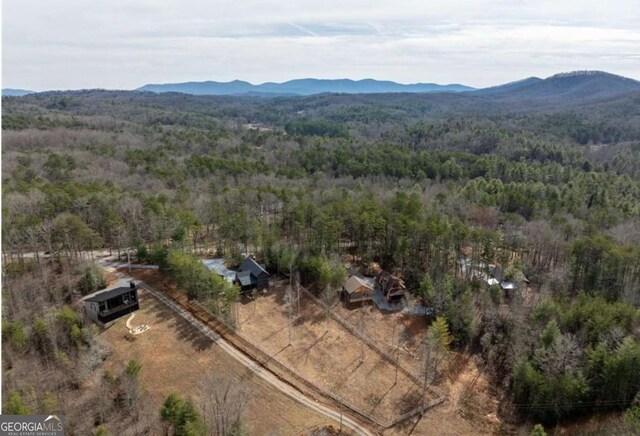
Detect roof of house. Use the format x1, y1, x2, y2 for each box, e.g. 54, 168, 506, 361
387, 287, 407, 297
343, 275, 373, 294
202, 258, 236, 283
238, 256, 268, 277
236, 270, 255, 287
377, 271, 406, 290
389, 276, 405, 289
85, 286, 135, 303
501, 281, 517, 290
490, 265, 504, 281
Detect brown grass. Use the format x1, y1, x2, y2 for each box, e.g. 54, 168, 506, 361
236, 283, 432, 424
125, 268, 504, 435
100, 286, 339, 435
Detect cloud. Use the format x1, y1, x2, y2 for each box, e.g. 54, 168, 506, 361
3, 0, 640, 90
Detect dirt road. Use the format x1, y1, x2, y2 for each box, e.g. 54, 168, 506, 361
119, 272, 375, 436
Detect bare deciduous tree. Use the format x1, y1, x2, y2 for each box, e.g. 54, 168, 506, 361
200, 374, 248, 436
284, 281, 298, 345
320, 285, 337, 323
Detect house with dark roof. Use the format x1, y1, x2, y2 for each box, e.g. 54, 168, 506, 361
375, 271, 406, 303
234, 256, 270, 292
83, 281, 139, 327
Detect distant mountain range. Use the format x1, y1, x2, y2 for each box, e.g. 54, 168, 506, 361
136, 78, 474, 95
2, 88, 35, 97
135, 71, 640, 100
5, 71, 640, 102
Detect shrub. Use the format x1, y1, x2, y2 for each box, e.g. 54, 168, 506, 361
78, 264, 107, 295
160, 393, 205, 436
31, 317, 52, 355
2, 320, 28, 352
125, 359, 142, 378
4, 260, 37, 278
625, 405, 640, 427
530, 424, 547, 436
4, 392, 31, 415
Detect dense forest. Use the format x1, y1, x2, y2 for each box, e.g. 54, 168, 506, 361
2, 88, 640, 433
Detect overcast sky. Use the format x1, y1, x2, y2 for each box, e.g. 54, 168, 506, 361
3, 0, 640, 91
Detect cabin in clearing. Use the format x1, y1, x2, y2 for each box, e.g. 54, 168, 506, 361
487, 265, 529, 297
234, 256, 270, 292
342, 275, 374, 303
83, 281, 139, 327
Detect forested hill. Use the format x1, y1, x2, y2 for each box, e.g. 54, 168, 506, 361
3, 86, 640, 432
474, 71, 640, 102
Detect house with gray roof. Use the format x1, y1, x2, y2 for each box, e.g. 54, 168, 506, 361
234, 256, 270, 292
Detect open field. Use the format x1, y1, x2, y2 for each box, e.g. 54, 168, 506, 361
100, 287, 344, 435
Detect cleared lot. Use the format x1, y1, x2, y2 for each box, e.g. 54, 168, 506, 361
236, 282, 437, 425
123, 268, 501, 435
101, 288, 342, 435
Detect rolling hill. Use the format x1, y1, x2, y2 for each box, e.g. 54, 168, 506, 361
474, 71, 640, 101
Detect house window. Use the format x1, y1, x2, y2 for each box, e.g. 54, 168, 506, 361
99, 302, 107, 312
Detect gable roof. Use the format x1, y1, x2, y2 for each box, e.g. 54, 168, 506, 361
490, 265, 504, 281
236, 270, 255, 287
501, 281, 517, 290
376, 271, 405, 290
202, 259, 236, 283
85, 286, 135, 303
343, 275, 373, 294
238, 256, 268, 277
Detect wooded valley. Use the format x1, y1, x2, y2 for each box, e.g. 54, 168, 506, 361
2, 87, 640, 434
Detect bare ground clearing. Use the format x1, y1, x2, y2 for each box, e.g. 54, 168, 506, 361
236, 281, 436, 424
335, 300, 507, 435
123, 268, 503, 435
334, 301, 428, 376
100, 287, 343, 435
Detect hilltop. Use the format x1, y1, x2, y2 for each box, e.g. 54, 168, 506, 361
474, 70, 640, 101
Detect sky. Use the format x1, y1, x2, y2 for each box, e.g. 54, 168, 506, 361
3, 0, 640, 91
